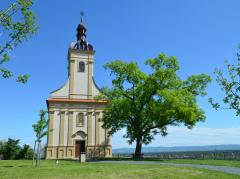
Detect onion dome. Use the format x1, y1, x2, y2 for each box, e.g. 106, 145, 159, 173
74, 12, 93, 51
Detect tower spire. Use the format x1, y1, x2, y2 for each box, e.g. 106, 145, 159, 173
73, 12, 93, 51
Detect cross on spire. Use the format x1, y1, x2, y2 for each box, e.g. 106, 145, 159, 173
80, 12, 84, 24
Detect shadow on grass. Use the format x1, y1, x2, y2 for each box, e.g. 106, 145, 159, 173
0, 165, 25, 168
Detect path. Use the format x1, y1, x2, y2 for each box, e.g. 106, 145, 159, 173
93, 160, 240, 175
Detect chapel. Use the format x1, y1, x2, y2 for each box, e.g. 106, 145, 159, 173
45, 15, 112, 159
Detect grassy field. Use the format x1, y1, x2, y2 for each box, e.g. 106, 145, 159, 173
162, 159, 240, 168
0, 160, 239, 179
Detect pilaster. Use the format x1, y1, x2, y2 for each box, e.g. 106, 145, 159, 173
95, 112, 101, 145
88, 60, 93, 98
59, 111, 65, 145
67, 111, 74, 146
87, 111, 93, 145
69, 60, 75, 98
48, 111, 54, 146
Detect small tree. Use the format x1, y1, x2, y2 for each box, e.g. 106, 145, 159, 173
32, 110, 51, 166
209, 49, 240, 116
100, 54, 211, 158
0, 0, 38, 83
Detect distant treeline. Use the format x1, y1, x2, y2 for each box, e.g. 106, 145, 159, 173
0, 138, 33, 160
113, 150, 240, 160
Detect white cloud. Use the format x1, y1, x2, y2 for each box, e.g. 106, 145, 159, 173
111, 127, 240, 149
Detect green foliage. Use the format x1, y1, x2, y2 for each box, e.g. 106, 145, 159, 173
209, 49, 240, 116
100, 53, 211, 157
32, 109, 48, 140
1, 138, 21, 160
16, 74, 29, 84
32, 110, 49, 141
32, 109, 52, 166
0, 0, 38, 83
0, 138, 33, 160
17, 144, 33, 159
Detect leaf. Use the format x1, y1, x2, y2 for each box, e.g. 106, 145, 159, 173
16, 74, 29, 84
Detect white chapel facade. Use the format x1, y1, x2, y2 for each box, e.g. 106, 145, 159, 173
45, 16, 112, 159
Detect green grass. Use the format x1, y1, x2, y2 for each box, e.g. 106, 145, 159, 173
0, 160, 239, 179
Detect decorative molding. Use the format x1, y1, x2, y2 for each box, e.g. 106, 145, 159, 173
72, 130, 87, 139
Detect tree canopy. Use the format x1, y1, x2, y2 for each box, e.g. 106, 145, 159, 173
0, 0, 38, 83
100, 53, 211, 158
209, 49, 240, 116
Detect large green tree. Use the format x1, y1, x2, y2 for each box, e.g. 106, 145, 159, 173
100, 54, 211, 158
209, 49, 240, 116
0, 0, 38, 83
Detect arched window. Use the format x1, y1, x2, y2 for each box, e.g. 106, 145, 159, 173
77, 113, 84, 127
79, 62, 85, 72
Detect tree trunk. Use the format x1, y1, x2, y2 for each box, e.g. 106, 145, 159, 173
38, 142, 41, 166
36, 141, 40, 166
134, 137, 142, 159
35, 141, 38, 167
32, 140, 36, 166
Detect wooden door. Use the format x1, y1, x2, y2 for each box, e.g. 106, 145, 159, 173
75, 141, 81, 158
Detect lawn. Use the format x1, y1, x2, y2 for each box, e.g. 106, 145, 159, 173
0, 160, 239, 179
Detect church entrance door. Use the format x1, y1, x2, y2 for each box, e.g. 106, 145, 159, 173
75, 140, 86, 158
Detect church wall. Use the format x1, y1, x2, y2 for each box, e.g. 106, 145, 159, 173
53, 111, 60, 146
51, 80, 70, 98
92, 88, 99, 96
92, 80, 100, 96
73, 58, 88, 98
46, 103, 112, 159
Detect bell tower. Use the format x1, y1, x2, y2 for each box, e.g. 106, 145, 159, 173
50, 13, 100, 99
68, 13, 95, 99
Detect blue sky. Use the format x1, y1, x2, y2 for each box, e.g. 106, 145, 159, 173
1, 0, 240, 148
